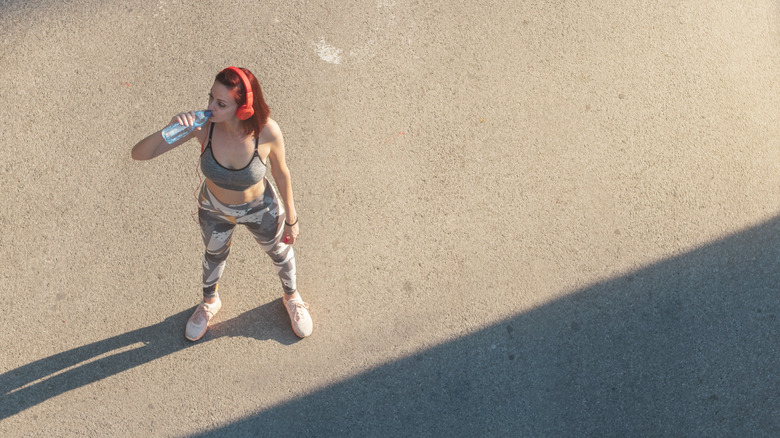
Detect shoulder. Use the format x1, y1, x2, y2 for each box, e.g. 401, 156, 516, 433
194, 122, 211, 144
261, 118, 284, 144
264, 118, 282, 138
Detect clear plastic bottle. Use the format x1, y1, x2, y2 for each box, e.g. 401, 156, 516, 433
161, 110, 212, 144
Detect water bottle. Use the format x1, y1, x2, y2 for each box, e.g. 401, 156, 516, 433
161, 110, 212, 144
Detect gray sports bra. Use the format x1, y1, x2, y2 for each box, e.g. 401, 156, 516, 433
200, 123, 267, 191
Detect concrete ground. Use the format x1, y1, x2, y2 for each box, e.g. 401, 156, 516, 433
1, 0, 778, 436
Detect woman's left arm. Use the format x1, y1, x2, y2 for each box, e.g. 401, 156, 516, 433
267, 121, 299, 244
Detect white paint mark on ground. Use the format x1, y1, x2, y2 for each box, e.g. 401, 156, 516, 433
314, 39, 343, 64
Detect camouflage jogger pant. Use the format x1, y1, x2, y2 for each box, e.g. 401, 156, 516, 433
197, 179, 296, 298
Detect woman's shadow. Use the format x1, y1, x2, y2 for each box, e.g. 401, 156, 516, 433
0, 298, 298, 420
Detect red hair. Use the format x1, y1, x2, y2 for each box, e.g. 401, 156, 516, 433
215, 67, 270, 137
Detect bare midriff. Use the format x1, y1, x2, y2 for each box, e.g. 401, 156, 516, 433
205, 178, 266, 205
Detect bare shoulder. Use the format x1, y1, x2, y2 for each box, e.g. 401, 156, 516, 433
260, 118, 284, 149
265, 118, 283, 138
193, 122, 210, 144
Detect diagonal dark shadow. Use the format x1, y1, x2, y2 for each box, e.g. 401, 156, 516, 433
195, 216, 780, 438
0, 298, 298, 420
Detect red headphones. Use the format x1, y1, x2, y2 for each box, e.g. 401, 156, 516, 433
225, 66, 255, 120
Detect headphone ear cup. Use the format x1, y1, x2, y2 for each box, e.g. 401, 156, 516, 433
224, 67, 255, 121
236, 106, 254, 120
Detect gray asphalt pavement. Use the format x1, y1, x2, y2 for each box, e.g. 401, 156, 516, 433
1, 1, 778, 436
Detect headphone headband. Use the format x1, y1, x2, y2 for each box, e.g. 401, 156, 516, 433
225, 66, 255, 120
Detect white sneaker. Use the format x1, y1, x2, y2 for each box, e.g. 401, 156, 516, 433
185, 296, 222, 341
283, 295, 313, 338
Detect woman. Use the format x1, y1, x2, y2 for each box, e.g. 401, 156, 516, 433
131, 66, 312, 340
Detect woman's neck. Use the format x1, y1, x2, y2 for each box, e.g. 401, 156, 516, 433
217, 119, 244, 138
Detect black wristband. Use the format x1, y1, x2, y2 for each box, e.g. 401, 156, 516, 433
285, 218, 298, 226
